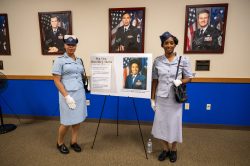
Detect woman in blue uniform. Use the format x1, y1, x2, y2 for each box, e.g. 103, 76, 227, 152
52, 35, 87, 154
151, 32, 193, 162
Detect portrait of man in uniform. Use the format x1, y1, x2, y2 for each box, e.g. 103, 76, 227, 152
109, 8, 145, 53
0, 14, 11, 55
38, 11, 72, 55
184, 4, 228, 53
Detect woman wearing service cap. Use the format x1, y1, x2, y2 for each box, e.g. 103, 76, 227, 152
52, 35, 87, 154
151, 32, 193, 162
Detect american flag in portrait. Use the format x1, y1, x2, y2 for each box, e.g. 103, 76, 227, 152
40, 14, 51, 41
123, 57, 131, 86
40, 14, 51, 30
0, 16, 7, 51
186, 8, 197, 51
110, 10, 125, 46
210, 7, 226, 32
0, 16, 6, 31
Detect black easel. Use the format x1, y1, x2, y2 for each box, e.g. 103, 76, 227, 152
91, 96, 148, 159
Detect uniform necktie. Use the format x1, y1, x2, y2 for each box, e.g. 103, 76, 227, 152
200, 29, 204, 36
132, 75, 136, 83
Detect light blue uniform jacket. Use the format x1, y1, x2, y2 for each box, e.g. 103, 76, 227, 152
52, 53, 87, 125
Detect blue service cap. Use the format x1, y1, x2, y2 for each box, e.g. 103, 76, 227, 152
160, 31, 178, 46
63, 35, 78, 45
160, 31, 173, 43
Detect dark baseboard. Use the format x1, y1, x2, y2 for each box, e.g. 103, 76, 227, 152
3, 114, 250, 131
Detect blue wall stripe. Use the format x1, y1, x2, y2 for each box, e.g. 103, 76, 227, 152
1, 80, 250, 126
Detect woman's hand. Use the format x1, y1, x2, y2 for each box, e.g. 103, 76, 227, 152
65, 95, 76, 109
151, 99, 156, 112
173, 80, 182, 87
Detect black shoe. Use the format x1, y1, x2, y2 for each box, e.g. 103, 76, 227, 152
169, 151, 177, 162
158, 150, 170, 161
70, 143, 82, 152
57, 143, 69, 154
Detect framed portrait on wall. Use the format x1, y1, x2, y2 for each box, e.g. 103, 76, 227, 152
109, 7, 145, 53
38, 11, 72, 55
0, 14, 11, 55
184, 4, 228, 54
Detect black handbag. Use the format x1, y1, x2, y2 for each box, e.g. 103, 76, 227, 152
173, 56, 188, 103
80, 58, 90, 93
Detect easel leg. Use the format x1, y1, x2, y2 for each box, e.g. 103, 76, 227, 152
91, 96, 107, 149
132, 98, 148, 159
117, 97, 119, 136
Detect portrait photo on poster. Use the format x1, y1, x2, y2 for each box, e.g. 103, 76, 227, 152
123, 57, 147, 90
38, 11, 72, 55
109, 7, 145, 53
0, 14, 11, 55
184, 3, 228, 54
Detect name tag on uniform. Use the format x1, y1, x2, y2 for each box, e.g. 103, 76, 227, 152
127, 35, 134, 39
204, 36, 212, 42
58, 34, 64, 39
135, 80, 142, 86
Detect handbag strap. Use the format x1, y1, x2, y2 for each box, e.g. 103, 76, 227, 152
175, 56, 182, 80
79, 58, 87, 77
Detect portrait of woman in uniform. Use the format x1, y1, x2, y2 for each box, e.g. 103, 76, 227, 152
38, 11, 72, 55
0, 14, 11, 55
184, 4, 228, 54
109, 7, 145, 53
123, 57, 147, 90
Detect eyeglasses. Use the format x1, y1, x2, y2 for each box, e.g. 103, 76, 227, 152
64, 35, 77, 40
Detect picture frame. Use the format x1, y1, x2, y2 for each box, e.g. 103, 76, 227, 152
109, 7, 145, 53
38, 11, 72, 55
184, 4, 228, 54
0, 14, 11, 55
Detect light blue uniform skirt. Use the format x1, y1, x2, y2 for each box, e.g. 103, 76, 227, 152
59, 88, 87, 125
151, 87, 183, 143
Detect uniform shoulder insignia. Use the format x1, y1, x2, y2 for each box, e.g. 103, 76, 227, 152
155, 55, 164, 61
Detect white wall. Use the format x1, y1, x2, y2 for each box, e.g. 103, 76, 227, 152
0, 0, 249, 78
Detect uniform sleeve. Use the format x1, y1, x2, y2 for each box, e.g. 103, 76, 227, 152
182, 56, 193, 78
152, 59, 159, 79
52, 58, 63, 75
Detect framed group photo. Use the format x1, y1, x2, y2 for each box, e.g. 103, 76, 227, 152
109, 7, 145, 53
38, 11, 72, 55
184, 3, 228, 54
0, 14, 11, 55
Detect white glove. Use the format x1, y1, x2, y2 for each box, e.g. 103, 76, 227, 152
65, 95, 76, 109
151, 99, 156, 112
173, 80, 182, 87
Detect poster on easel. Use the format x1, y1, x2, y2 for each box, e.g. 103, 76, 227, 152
90, 53, 152, 99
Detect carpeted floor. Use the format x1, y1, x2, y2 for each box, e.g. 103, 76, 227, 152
0, 118, 250, 166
